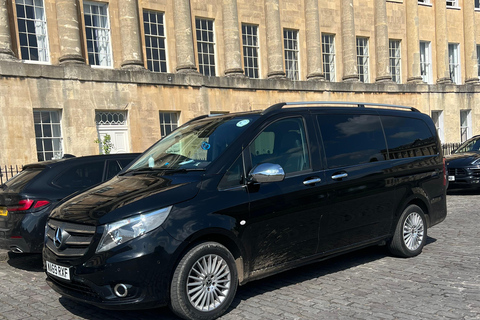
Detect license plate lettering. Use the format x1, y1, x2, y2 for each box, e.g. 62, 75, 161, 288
448, 175, 455, 182
46, 261, 71, 280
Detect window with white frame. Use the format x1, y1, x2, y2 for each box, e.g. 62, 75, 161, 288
242, 24, 260, 79
418, 0, 431, 4
476, 0, 480, 9
460, 110, 472, 142
195, 18, 216, 76
477, 45, 480, 79
356, 37, 369, 83
33, 110, 63, 161
448, 43, 461, 84
143, 10, 167, 73
420, 41, 433, 84
15, 0, 49, 62
83, 1, 112, 67
389, 40, 401, 84
322, 34, 336, 82
446, 0, 458, 7
159, 112, 179, 137
284, 29, 300, 81
431, 110, 444, 143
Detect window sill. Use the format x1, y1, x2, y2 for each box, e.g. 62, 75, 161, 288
418, 3, 432, 7
22, 60, 51, 65
386, 0, 403, 3
446, 6, 461, 10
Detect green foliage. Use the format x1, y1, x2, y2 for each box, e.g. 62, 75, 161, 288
94, 134, 114, 155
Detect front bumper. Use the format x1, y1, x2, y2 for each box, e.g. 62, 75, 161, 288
447, 167, 480, 189
43, 227, 182, 310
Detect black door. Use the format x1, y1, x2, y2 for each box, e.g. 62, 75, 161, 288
241, 116, 327, 272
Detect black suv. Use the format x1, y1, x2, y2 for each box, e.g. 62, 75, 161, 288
0, 153, 139, 253
43, 102, 447, 320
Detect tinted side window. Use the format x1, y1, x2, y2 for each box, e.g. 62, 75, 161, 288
52, 161, 105, 189
105, 160, 122, 180
381, 116, 438, 159
3, 168, 44, 193
218, 155, 244, 190
250, 117, 310, 174
317, 114, 387, 169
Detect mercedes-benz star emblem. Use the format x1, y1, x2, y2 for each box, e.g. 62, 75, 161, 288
54, 228, 63, 249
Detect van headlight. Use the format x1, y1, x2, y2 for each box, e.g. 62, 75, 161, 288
96, 206, 172, 253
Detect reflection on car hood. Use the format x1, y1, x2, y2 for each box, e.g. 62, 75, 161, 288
446, 152, 480, 167
49, 173, 202, 225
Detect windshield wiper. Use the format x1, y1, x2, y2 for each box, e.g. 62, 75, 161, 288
120, 167, 205, 176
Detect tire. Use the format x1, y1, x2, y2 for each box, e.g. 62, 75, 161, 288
388, 204, 427, 258
170, 242, 238, 320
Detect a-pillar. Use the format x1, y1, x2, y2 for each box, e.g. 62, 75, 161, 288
304, 0, 324, 81
374, 0, 392, 83
173, 0, 197, 73
222, 0, 244, 77
463, 0, 479, 84
56, 0, 84, 64
434, 0, 451, 84
0, 0, 17, 61
264, 0, 285, 79
341, 0, 358, 82
119, 0, 144, 69
405, 0, 423, 83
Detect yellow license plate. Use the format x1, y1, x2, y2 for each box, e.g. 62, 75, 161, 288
0, 207, 7, 217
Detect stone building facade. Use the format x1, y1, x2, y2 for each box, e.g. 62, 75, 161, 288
1, 0, 480, 165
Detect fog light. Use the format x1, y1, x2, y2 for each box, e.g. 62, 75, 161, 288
113, 283, 129, 298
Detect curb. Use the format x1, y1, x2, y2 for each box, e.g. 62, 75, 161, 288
0, 249, 9, 261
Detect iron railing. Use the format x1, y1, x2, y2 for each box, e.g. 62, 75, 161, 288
442, 143, 461, 156
0, 165, 23, 185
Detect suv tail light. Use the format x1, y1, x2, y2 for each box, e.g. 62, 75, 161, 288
443, 158, 447, 186
7, 199, 50, 212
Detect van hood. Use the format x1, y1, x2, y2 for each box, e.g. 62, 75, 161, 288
49, 173, 202, 226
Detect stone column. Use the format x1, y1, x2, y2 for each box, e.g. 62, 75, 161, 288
304, 0, 324, 81
0, 0, 17, 60
341, 0, 358, 81
56, 0, 84, 64
264, 0, 285, 79
173, 0, 197, 73
405, 0, 422, 83
222, 0, 244, 76
463, 0, 479, 84
119, 0, 144, 69
434, 0, 451, 84
374, 0, 391, 82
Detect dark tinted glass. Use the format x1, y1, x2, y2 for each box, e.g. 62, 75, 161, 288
218, 155, 244, 190
3, 168, 43, 193
105, 160, 122, 180
52, 161, 104, 189
250, 117, 310, 174
381, 116, 437, 159
317, 114, 387, 168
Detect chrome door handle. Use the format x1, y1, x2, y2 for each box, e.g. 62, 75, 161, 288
303, 178, 322, 185
332, 173, 348, 180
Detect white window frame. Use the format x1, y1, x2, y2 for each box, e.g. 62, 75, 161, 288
418, 0, 431, 5
284, 29, 300, 81
143, 10, 168, 73
83, 1, 113, 68
356, 37, 370, 83
322, 33, 336, 82
446, 0, 459, 8
15, 0, 50, 63
195, 18, 216, 76
431, 110, 444, 143
460, 110, 472, 142
242, 24, 260, 79
420, 41, 433, 84
159, 112, 179, 137
34, 110, 63, 161
476, 0, 480, 10
477, 45, 480, 79
448, 43, 461, 85
389, 39, 402, 84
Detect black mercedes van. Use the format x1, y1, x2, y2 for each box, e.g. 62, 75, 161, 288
43, 102, 447, 320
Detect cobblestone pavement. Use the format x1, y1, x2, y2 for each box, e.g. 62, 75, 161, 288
0, 194, 479, 320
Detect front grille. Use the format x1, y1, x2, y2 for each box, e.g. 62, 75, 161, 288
448, 168, 467, 176
46, 219, 96, 257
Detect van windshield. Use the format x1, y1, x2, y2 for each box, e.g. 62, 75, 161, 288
125, 115, 258, 173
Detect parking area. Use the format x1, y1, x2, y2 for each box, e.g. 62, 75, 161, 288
0, 193, 479, 320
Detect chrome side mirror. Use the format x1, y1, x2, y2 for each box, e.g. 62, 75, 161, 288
248, 163, 285, 183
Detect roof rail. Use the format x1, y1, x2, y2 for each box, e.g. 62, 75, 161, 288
261, 101, 420, 115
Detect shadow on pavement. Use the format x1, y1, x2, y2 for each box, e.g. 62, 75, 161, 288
447, 188, 480, 196
6, 252, 43, 272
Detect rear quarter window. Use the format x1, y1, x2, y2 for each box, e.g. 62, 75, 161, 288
52, 161, 105, 190
3, 168, 44, 193
381, 116, 438, 159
